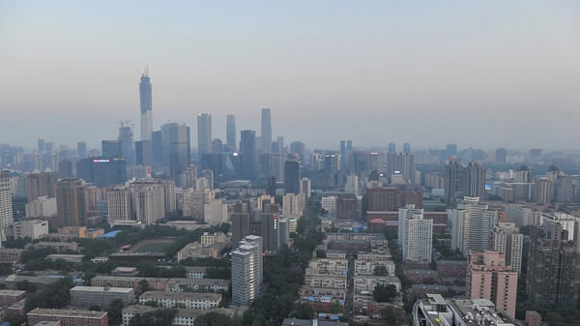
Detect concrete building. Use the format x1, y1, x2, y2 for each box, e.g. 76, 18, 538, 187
412, 294, 523, 326
353, 260, 395, 276
399, 205, 432, 263
177, 242, 224, 262
185, 266, 208, 279
203, 199, 228, 224
450, 197, 498, 255
282, 193, 306, 218
321, 196, 337, 214
26, 171, 57, 202
4, 219, 49, 240
34, 241, 79, 252
231, 235, 263, 306
526, 225, 580, 307
165, 278, 229, 293
91, 275, 168, 294
0, 248, 25, 263
55, 178, 86, 227
0, 290, 26, 306
27, 308, 108, 326
260, 108, 272, 153
25, 196, 57, 218
139, 291, 221, 310
70, 286, 134, 308
489, 223, 523, 274
354, 276, 401, 294
0, 170, 14, 234
306, 258, 348, 276
466, 250, 518, 317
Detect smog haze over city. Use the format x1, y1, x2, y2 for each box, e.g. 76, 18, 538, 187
2, 1, 580, 150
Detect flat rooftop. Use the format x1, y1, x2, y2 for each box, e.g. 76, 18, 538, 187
140, 291, 222, 301
28, 308, 108, 318
71, 286, 134, 294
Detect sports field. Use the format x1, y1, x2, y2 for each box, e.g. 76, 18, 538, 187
128, 239, 174, 253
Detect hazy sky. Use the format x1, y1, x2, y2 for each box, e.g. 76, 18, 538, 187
1, 1, 580, 151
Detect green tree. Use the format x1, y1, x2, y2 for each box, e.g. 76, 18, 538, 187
315, 249, 327, 258
373, 284, 397, 303
373, 265, 388, 276
293, 302, 315, 319
330, 301, 341, 314
107, 299, 124, 326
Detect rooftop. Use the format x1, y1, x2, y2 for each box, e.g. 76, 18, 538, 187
71, 286, 134, 294
28, 308, 108, 318
140, 291, 222, 301
166, 278, 230, 287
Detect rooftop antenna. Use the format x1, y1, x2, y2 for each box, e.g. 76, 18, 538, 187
143, 65, 149, 77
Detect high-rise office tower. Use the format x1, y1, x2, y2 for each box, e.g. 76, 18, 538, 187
77, 141, 87, 159
56, 178, 86, 227
260, 108, 272, 153
26, 171, 57, 202
37, 139, 45, 153
403, 142, 411, 154
399, 152, 416, 184
139, 68, 153, 141
283, 157, 300, 195
489, 222, 523, 274
450, 197, 498, 255
101, 140, 122, 158
387, 143, 396, 153
445, 159, 465, 202
446, 143, 457, 158
464, 162, 486, 200
226, 115, 236, 151
160, 123, 191, 182
495, 148, 507, 163
466, 250, 518, 317
0, 170, 14, 236
301, 178, 311, 198
118, 122, 135, 166
340, 140, 353, 174
260, 203, 280, 253
240, 130, 256, 180
231, 235, 263, 306
289, 141, 305, 163
398, 205, 432, 263
197, 113, 212, 156
231, 201, 251, 248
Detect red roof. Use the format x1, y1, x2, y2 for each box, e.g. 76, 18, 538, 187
370, 218, 386, 224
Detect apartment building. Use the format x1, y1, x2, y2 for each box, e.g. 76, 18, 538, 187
138, 291, 221, 310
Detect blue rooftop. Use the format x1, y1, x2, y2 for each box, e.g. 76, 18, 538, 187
99, 230, 122, 238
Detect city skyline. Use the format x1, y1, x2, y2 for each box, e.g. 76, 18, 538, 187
1, 1, 580, 150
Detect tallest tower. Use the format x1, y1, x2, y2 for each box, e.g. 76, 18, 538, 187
139, 67, 153, 141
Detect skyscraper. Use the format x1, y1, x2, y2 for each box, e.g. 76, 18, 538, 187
283, 157, 300, 195
450, 197, 498, 255
118, 122, 135, 166
26, 171, 57, 202
403, 142, 411, 154
398, 205, 432, 263
101, 140, 122, 158
197, 113, 212, 156
160, 122, 191, 182
231, 235, 263, 306
466, 250, 518, 317
464, 162, 485, 200
56, 178, 86, 227
139, 68, 153, 141
260, 108, 272, 153
226, 115, 236, 152
489, 222, 523, 274
77, 141, 87, 159
240, 130, 256, 180
0, 170, 14, 236
445, 159, 464, 202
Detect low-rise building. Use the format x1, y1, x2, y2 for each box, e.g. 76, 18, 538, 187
111, 267, 139, 277
34, 241, 79, 253
200, 232, 229, 246
91, 275, 168, 294
304, 275, 347, 290
122, 305, 235, 326
177, 242, 224, 262
353, 276, 401, 294
166, 278, 230, 293
0, 249, 25, 263
163, 220, 204, 231
354, 260, 395, 276
4, 219, 49, 240
71, 286, 135, 308
184, 266, 208, 279
306, 258, 348, 276
138, 291, 221, 310
27, 308, 108, 326
281, 319, 348, 326
46, 254, 84, 263
0, 290, 26, 307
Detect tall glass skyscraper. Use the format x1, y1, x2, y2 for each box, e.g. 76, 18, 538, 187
139, 68, 153, 141
226, 115, 236, 151
260, 108, 272, 153
197, 113, 212, 155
